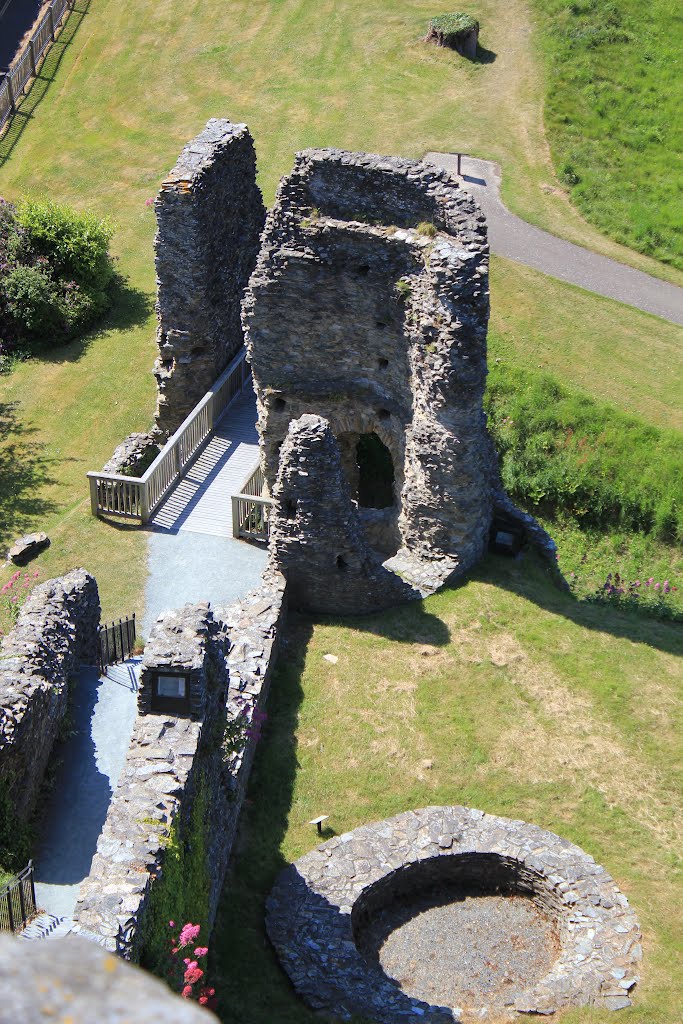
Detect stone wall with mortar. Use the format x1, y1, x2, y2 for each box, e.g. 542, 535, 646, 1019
244, 148, 497, 609
0, 569, 100, 821
102, 431, 161, 477
154, 118, 266, 436
72, 574, 286, 957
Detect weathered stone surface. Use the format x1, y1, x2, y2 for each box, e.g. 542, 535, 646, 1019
154, 118, 266, 435
267, 807, 642, 1022
8, 532, 50, 564
73, 575, 287, 958
269, 414, 418, 613
0, 933, 213, 1021
102, 431, 161, 477
0, 569, 100, 820
244, 148, 497, 612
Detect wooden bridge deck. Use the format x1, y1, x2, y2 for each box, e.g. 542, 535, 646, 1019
151, 392, 260, 538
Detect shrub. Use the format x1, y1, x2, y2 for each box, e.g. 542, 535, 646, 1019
0, 197, 116, 351
3, 265, 62, 338
16, 199, 114, 290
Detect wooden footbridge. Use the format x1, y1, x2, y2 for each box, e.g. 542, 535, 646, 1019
87, 350, 273, 542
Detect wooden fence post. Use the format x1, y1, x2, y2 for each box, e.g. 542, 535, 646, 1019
6, 74, 16, 114
28, 40, 37, 78
48, 4, 56, 41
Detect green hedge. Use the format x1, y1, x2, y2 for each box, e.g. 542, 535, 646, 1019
0, 197, 115, 364
485, 363, 682, 541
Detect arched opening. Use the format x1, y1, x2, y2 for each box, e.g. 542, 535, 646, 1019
357, 433, 395, 510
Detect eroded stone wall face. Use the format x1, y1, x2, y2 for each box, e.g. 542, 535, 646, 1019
154, 118, 265, 436
0, 569, 100, 820
244, 149, 496, 607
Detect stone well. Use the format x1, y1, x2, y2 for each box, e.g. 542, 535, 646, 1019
266, 807, 642, 1022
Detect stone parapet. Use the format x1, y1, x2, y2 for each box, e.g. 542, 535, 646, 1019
0, 569, 100, 820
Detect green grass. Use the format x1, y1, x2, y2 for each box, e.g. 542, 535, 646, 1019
532, 0, 683, 269
213, 554, 683, 1023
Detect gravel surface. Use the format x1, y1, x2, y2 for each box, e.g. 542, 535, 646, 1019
359, 891, 559, 1011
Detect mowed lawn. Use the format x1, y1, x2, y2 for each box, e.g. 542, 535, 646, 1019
214, 555, 683, 1024
0, 0, 681, 628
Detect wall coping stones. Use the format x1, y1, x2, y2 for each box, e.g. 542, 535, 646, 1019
266, 806, 642, 1021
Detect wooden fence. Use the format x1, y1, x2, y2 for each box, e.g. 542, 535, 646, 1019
87, 349, 251, 523
232, 463, 273, 543
0, 861, 37, 933
99, 614, 136, 673
0, 0, 73, 133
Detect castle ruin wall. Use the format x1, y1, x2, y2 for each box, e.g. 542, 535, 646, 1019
154, 118, 265, 435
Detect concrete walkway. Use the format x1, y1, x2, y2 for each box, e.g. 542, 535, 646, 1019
31, 660, 139, 922
426, 153, 683, 326
143, 389, 267, 638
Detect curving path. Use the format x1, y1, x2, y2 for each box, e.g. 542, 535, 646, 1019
425, 154, 683, 326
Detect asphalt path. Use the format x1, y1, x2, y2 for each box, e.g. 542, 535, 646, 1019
426, 153, 683, 326
0, 0, 41, 69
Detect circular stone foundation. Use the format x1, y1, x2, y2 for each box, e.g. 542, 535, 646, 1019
266, 807, 641, 1022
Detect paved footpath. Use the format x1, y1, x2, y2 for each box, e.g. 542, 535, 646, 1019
426, 153, 683, 326
27, 661, 139, 928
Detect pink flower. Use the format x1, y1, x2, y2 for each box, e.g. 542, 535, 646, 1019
145, 197, 154, 207
194, 946, 208, 957
181, 985, 193, 998
179, 922, 201, 946
184, 966, 204, 985
169, 920, 175, 928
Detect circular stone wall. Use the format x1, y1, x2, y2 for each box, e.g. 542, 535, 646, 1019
266, 807, 641, 1022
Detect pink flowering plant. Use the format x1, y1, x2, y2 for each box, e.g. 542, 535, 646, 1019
567, 564, 680, 621
1, 569, 40, 630
167, 921, 217, 1009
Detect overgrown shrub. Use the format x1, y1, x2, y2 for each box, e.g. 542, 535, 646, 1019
485, 363, 682, 541
0, 196, 115, 355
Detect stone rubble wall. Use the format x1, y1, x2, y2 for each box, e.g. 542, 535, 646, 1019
269, 414, 418, 614
154, 118, 266, 436
244, 148, 497, 611
72, 575, 286, 958
0, 569, 100, 821
102, 431, 162, 477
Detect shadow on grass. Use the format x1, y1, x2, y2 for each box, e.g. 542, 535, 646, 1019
0, 401, 56, 548
474, 44, 497, 64
0, 0, 92, 168
35, 273, 154, 367
212, 615, 322, 1024
468, 552, 682, 657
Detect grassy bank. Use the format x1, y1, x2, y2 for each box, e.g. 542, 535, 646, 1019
213, 555, 682, 1023
532, 0, 683, 270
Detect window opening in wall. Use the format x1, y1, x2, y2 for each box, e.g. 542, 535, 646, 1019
378, 357, 389, 369
273, 397, 287, 411
356, 433, 395, 509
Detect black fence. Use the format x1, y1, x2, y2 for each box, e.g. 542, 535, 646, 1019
99, 613, 136, 673
0, 861, 37, 933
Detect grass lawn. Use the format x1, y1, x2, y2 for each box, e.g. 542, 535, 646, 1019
213, 553, 682, 1023
0, 3, 681, 632
532, 0, 683, 270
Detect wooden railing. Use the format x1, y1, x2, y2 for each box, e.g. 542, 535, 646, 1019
0, 861, 36, 933
0, 0, 73, 133
87, 349, 251, 523
232, 464, 274, 543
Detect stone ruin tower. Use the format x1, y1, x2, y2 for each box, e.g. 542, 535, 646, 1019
153, 119, 265, 436
243, 149, 497, 613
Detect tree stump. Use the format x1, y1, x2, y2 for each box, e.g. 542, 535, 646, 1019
424, 14, 480, 60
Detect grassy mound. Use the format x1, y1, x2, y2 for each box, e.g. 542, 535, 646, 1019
533, 0, 683, 269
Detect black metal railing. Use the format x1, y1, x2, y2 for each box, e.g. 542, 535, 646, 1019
99, 614, 136, 673
0, 861, 37, 933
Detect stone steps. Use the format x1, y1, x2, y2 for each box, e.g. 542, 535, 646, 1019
20, 913, 73, 942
